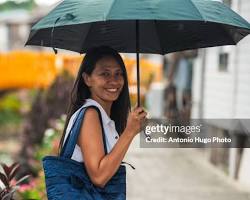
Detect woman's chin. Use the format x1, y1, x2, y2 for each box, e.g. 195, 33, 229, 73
103, 94, 119, 102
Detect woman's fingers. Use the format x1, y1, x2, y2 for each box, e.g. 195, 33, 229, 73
138, 110, 147, 118
137, 113, 147, 125
126, 106, 148, 136
133, 106, 145, 114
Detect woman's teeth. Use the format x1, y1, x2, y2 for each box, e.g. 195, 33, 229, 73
106, 88, 118, 92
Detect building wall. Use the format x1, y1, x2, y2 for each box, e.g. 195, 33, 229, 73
192, 0, 250, 187
234, 0, 250, 118
0, 24, 8, 51
192, 0, 250, 119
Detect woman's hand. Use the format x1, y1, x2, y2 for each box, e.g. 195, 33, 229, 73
125, 106, 147, 137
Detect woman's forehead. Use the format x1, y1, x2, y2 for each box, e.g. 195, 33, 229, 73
95, 56, 122, 70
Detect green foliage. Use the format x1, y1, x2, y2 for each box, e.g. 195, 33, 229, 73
0, 90, 39, 125
34, 128, 57, 161
0, 93, 22, 125
34, 114, 65, 161
0, 110, 21, 125
16, 171, 46, 200
0, 93, 21, 112
18, 189, 40, 199
0, 0, 35, 11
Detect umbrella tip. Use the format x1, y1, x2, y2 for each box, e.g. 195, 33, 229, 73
53, 48, 58, 54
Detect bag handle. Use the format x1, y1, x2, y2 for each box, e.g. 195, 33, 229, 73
60, 105, 108, 158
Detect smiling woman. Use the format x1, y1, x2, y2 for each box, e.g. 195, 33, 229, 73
42, 46, 147, 200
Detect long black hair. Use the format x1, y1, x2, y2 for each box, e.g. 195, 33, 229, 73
59, 46, 131, 153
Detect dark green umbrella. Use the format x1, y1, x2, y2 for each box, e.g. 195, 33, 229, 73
26, 0, 250, 106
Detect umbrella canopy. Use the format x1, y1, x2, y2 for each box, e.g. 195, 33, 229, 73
26, 0, 250, 105
26, 0, 250, 54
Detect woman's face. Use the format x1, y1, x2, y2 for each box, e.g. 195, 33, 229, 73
84, 56, 125, 103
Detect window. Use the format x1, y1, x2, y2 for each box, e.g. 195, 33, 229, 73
218, 45, 231, 72
219, 53, 229, 72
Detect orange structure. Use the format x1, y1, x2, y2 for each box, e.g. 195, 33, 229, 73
0, 51, 57, 89
0, 51, 162, 92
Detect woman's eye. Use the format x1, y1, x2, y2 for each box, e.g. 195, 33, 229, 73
99, 71, 123, 79
116, 72, 123, 77
101, 72, 110, 77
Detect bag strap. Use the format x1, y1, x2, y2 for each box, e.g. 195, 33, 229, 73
60, 105, 108, 158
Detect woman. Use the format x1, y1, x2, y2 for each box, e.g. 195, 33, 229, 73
58, 46, 147, 197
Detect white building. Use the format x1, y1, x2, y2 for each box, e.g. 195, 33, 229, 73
0, 5, 58, 52
192, 0, 250, 187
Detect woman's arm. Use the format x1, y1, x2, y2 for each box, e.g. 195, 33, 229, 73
77, 107, 146, 188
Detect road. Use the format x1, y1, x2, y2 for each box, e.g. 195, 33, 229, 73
125, 136, 250, 200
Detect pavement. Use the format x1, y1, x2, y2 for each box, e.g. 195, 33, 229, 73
125, 136, 250, 200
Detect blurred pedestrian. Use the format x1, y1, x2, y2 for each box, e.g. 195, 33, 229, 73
165, 50, 197, 122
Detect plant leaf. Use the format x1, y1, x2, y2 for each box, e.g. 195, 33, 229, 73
0, 163, 10, 179
0, 172, 9, 188
9, 162, 19, 173
0, 162, 19, 181
9, 163, 20, 181
2, 186, 18, 200
0, 188, 7, 197
15, 175, 30, 186
2, 189, 14, 200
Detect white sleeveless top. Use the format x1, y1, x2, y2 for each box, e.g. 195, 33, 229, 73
63, 98, 120, 162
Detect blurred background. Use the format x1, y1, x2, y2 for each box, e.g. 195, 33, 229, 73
0, 0, 250, 199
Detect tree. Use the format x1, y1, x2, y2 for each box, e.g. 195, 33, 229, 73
0, 0, 35, 11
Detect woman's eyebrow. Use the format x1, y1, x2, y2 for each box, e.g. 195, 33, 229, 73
98, 66, 122, 71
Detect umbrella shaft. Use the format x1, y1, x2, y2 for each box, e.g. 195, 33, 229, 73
136, 20, 140, 107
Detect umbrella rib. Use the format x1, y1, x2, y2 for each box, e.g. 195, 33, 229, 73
189, 0, 206, 21
78, 0, 117, 52
153, 20, 164, 54
106, 0, 117, 19
79, 23, 94, 54
220, 24, 237, 45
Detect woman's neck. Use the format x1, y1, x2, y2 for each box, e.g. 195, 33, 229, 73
90, 96, 112, 116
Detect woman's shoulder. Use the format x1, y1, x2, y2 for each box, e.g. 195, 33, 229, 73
82, 99, 111, 124
72, 104, 100, 124
83, 106, 100, 120
74, 100, 103, 125
71, 99, 99, 119
82, 99, 101, 110
63, 103, 101, 145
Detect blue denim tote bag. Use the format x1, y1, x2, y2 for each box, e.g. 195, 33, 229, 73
43, 106, 127, 200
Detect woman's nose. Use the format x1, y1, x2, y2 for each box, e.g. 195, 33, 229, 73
108, 74, 122, 82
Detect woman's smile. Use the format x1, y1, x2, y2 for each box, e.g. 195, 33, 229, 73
105, 86, 122, 93
103, 86, 122, 99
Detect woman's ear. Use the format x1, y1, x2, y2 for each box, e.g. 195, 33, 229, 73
82, 72, 91, 87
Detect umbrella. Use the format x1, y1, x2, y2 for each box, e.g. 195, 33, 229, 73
26, 0, 250, 106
